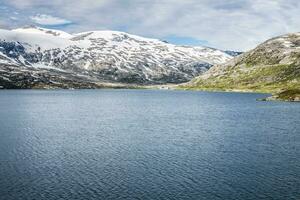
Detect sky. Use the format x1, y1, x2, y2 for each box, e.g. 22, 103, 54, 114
0, 0, 300, 51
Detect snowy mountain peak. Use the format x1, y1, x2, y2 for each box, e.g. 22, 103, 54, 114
12, 26, 73, 39
74, 30, 161, 43
0, 27, 234, 86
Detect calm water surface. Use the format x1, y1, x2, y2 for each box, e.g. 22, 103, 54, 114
0, 90, 299, 200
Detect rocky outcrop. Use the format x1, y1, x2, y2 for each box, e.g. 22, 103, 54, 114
261, 89, 300, 102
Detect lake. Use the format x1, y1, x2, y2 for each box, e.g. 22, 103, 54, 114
0, 89, 299, 200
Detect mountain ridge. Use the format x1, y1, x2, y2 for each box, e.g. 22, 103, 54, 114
0, 26, 234, 88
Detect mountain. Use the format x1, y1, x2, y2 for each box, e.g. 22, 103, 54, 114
182, 32, 300, 101
223, 50, 243, 57
0, 26, 232, 88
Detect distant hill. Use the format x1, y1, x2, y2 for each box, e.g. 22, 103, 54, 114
183, 32, 300, 101
224, 50, 243, 57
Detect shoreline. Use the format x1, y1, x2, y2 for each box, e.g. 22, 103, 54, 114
1, 83, 299, 102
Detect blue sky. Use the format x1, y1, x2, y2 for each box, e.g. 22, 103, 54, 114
0, 0, 300, 51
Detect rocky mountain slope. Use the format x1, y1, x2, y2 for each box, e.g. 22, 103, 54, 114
183, 32, 300, 101
0, 26, 233, 88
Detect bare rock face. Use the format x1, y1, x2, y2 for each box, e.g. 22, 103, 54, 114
0, 26, 233, 88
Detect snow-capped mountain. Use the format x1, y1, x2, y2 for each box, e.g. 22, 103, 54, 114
0, 26, 233, 88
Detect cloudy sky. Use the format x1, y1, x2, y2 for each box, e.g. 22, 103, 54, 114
0, 0, 299, 51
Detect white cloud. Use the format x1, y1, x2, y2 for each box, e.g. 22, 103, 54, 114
2, 0, 300, 50
30, 14, 72, 26
10, 16, 18, 20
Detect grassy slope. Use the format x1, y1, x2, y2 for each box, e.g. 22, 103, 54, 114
181, 63, 300, 93
180, 33, 300, 100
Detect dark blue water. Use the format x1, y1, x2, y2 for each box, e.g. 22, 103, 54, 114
0, 90, 299, 200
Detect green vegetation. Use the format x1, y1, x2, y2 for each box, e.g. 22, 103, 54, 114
179, 62, 300, 101
180, 32, 300, 102
181, 63, 299, 92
